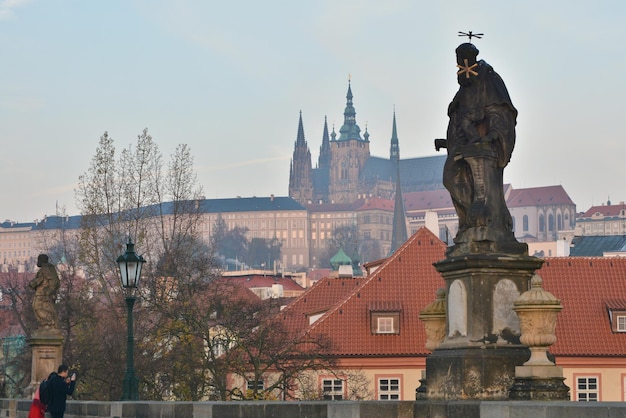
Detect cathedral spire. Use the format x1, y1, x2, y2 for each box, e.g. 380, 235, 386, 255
296, 110, 306, 146
318, 116, 331, 169
288, 111, 313, 203
390, 110, 399, 162
389, 112, 407, 254
337, 80, 363, 141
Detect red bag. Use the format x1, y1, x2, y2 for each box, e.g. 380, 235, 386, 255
28, 387, 46, 418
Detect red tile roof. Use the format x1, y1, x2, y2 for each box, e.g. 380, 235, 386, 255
403, 189, 453, 212
283, 227, 446, 357
280, 230, 626, 360
506, 185, 574, 207
356, 197, 394, 212
539, 257, 626, 357
580, 203, 626, 218
279, 276, 367, 334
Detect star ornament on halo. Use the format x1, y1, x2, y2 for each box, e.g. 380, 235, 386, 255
457, 58, 478, 78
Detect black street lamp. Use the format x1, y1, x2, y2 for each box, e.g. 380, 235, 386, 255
117, 237, 145, 401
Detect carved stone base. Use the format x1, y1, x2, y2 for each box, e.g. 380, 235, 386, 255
509, 365, 570, 400
25, 329, 63, 397
425, 346, 530, 400
446, 238, 528, 258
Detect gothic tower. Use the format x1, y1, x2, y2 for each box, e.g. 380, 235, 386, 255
328, 81, 370, 203
288, 112, 313, 203
390, 111, 408, 253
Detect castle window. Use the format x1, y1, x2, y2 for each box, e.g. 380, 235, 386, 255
523, 215, 529, 232
539, 215, 545, 232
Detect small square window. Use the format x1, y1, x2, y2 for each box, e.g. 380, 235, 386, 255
377, 317, 394, 333
247, 379, 264, 391
617, 316, 626, 332
370, 311, 400, 334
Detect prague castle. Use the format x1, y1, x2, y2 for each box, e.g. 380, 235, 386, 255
288, 82, 446, 205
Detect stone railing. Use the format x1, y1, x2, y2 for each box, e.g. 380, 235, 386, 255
3, 399, 626, 418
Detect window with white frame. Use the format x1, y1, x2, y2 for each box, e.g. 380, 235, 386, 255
378, 378, 400, 400
370, 310, 400, 334
377, 317, 394, 333
322, 378, 343, 400
617, 316, 626, 332
576, 376, 598, 401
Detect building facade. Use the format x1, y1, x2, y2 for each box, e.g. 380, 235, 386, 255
575, 200, 626, 236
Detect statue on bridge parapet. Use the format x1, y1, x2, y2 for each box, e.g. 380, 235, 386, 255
435, 42, 526, 257
29, 254, 61, 332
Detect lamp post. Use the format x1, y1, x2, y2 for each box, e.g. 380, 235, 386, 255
117, 237, 145, 401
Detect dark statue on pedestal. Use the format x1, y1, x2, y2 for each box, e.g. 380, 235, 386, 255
435, 42, 526, 257
421, 36, 569, 401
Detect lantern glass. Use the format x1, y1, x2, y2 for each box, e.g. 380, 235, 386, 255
116, 238, 145, 290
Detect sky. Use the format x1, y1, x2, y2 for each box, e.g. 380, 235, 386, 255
1, 0, 625, 223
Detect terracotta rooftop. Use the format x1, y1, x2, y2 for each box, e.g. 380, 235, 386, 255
356, 197, 394, 212
506, 185, 575, 208
580, 202, 626, 218
279, 275, 367, 334
282, 227, 446, 357
279, 230, 626, 360
540, 257, 626, 357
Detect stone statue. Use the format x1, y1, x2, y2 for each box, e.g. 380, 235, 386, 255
29, 254, 61, 330
435, 42, 524, 256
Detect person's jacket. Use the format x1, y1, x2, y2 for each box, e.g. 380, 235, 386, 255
46, 373, 76, 414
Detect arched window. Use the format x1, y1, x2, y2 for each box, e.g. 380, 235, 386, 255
539, 214, 545, 232
512, 216, 516, 232
548, 214, 554, 231
523, 215, 529, 232
557, 214, 563, 230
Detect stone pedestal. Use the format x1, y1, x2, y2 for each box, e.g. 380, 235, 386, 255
424, 254, 542, 400
509, 365, 570, 400
25, 329, 63, 396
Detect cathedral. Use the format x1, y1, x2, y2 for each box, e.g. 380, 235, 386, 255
288, 82, 446, 205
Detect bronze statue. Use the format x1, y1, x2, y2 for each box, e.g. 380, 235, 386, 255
29, 254, 61, 329
435, 43, 524, 255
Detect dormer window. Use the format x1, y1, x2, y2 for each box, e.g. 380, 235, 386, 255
369, 301, 402, 335
605, 300, 626, 332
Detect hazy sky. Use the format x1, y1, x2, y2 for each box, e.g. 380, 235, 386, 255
1, 0, 624, 223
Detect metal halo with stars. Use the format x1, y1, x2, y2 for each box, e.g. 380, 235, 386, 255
456, 31, 483, 78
